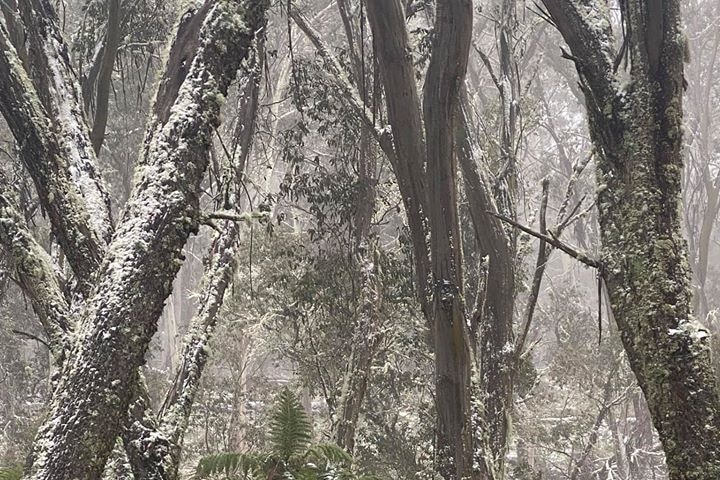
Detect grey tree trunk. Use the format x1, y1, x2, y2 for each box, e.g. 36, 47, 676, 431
422, 1, 475, 478
89, 0, 122, 155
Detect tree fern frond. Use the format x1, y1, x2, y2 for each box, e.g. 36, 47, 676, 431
195, 452, 263, 479
270, 387, 312, 460
0, 466, 23, 480
304, 444, 352, 467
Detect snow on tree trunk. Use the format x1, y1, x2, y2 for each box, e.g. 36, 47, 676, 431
541, 1, 720, 478
18, 0, 114, 248
0, 23, 105, 293
22, 2, 269, 479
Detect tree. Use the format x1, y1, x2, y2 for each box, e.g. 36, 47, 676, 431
291, 1, 524, 477
0, 0, 269, 478
538, 0, 720, 477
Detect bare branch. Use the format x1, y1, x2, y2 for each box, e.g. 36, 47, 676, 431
11, 329, 50, 349
516, 178, 549, 357
490, 211, 602, 269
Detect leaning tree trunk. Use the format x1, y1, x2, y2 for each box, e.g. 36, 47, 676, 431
9, 2, 269, 479
541, 1, 720, 478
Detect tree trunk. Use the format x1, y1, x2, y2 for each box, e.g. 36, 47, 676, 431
364, 0, 431, 315
456, 95, 515, 480
423, 0, 475, 478
20, 2, 268, 478
89, 0, 121, 154
541, 1, 720, 478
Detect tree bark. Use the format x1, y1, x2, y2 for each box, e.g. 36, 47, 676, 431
20, 2, 268, 478
423, 0, 474, 478
18, 0, 114, 247
541, 1, 720, 478
364, 0, 431, 315
0, 23, 106, 293
456, 95, 515, 480
90, 0, 122, 154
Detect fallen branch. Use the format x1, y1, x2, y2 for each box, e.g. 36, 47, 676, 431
205, 210, 269, 223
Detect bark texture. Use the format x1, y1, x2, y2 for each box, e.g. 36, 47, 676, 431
541, 1, 720, 477
364, 0, 431, 315
422, 1, 474, 478
456, 96, 515, 480
122, 32, 266, 480
18, 0, 114, 248
0, 23, 106, 292
89, 0, 122, 154
15, 2, 269, 479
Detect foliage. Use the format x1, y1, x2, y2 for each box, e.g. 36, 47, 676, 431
0, 466, 22, 480
195, 388, 376, 480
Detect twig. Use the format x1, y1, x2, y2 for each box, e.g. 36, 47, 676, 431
490, 211, 602, 269
556, 153, 593, 225
474, 43, 501, 92
11, 329, 50, 349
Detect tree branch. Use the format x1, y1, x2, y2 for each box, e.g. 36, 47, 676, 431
0, 13, 106, 294
20, 0, 114, 241
515, 179, 549, 358
490, 211, 602, 269
11, 329, 50, 349
89, 0, 122, 154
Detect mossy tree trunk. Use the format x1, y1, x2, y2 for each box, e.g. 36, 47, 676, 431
540, 1, 720, 478
0, 1, 269, 478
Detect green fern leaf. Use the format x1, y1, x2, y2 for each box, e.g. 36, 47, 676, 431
304, 444, 352, 467
195, 452, 263, 479
0, 466, 23, 480
270, 387, 312, 460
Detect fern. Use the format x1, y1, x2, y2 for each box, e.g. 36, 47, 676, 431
0, 466, 23, 480
195, 452, 265, 479
305, 444, 352, 467
269, 387, 312, 460
196, 388, 376, 480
